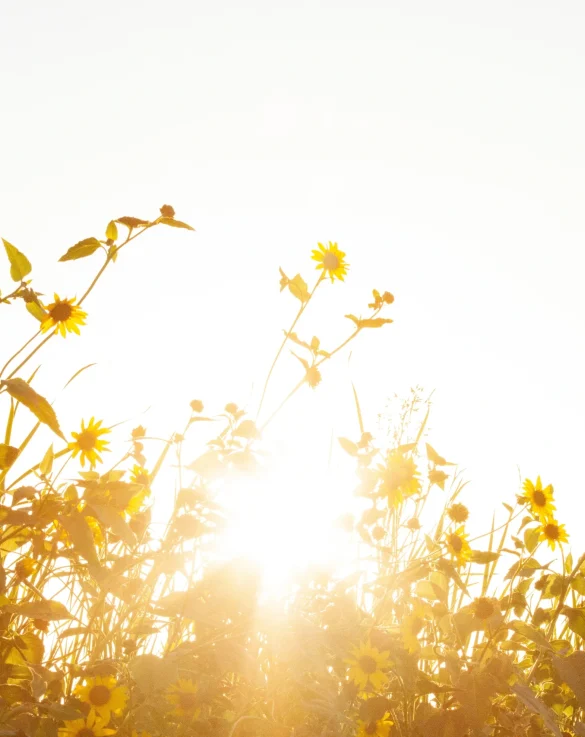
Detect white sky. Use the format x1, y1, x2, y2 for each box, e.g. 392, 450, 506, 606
1, 0, 584, 543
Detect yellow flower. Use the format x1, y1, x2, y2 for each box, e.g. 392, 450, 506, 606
74, 675, 128, 723
165, 678, 201, 718
523, 476, 555, 522
311, 241, 348, 282
382, 450, 421, 507
59, 713, 115, 737
357, 716, 393, 737
539, 519, 569, 550
445, 526, 472, 564
69, 418, 110, 468
345, 641, 392, 691
41, 295, 87, 337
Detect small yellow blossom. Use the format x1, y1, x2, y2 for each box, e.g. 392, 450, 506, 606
345, 641, 392, 691
311, 241, 348, 282
69, 418, 110, 468
41, 295, 87, 337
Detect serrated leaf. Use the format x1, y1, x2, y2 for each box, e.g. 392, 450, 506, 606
58, 237, 101, 262
158, 216, 195, 231
1, 379, 64, 440
233, 420, 258, 440
38, 703, 85, 720
87, 504, 137, 548
470, 550, 500, 564
552, 651, 585, 709
338, 437, 358, 457
105, 220, 118, 241
3, 239, 32, 281
524, 526, 540, 554
288, 274, 309, 303
509, 620, 552, 649
0, 683, 31, 704
0, 444, 19, 471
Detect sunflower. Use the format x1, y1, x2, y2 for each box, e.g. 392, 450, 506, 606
74, 675, 128, 723
357, 716, 394, 737
445, 526, 472, 564
345, 641, 392, 691
130, 465, 150, 487
165, 678, 201, 719
470, 597, 502, 629
311, 241, 349, 282
59, 713, 116, 737
69, 418, 110, 468
40, 295, 87, 337
382, 450, 421, 507
522, 477, 555, 522
539, 520, 569, 550
447, 503, 469, 524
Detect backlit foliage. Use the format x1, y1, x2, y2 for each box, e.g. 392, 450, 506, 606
0, 207, 583, 737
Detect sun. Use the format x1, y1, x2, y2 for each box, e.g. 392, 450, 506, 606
213, 462, 355, 597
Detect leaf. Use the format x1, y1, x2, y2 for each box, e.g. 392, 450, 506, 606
524, 526, 540, 554
1, 379, 65, 440
6, 632, 44, 665
552, 651, 585, 709
39, 444, 54, 477
425, 443, 454, 466
288, 274, 309, 303
158, 216, 195, 231
105, 221, 118, 241
0, 683, 31, 704
87, 505, 137, 548
345, 314, 360, 326
116, 216, 150, 229
3, 239, 32, 281
508, 620, 552, 650
57, 510, 100, 568
58, 237, 101, 262
26, 301, 47, 322
338, 437, 358, 457
12, 486, 37, 505
0, 444, 19, 471
512, 684, 562, 737
359, 696, 390, 722
8, 601, 73, 621
358, 318, 393, 328
233, 420, 259, 440
470, 550, 500, 564
129, 654, 179, 694
38, 703, 86, 720
561, 606, 585, 639
457, 671, 498, 730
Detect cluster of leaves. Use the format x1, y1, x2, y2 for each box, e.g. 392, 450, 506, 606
0, 211, 582, 737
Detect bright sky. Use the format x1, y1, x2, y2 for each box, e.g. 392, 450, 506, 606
1, 1, 584, 546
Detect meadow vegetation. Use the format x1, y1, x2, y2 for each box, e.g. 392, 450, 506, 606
0, 207, 583, 737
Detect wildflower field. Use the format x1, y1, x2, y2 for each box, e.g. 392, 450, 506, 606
0, 206, 584, 737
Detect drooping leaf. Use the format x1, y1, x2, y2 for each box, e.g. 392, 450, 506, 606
26, 301, 46, 322
158, 216, 195, 231
57, 510, 100, 568
456, 671, 498, 730
561, 606, 585, 639
508, 620, 552, 650
358, 317, 394, 329
87, 504, 137, 548
288, 274, 309, 303
7, 600, 73, 621
470, 550, 500, 564
3, 239, 32, 282
0, 683, 32, 704
512, 684, 562, 737
38, 703, 86, 721
39, 444, 54, 477
58, 237, 101, 262
233, 420, 259, 440
1, 379, 65, 440
524, 526, 540, 554
0, 444, 19, 470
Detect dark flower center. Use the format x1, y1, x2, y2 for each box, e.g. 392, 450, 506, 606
323, 252, 340, 270
358, 655, 378, 674
448, 534, 463, 553
544, 523, 559, 540
473, 598, 495, 620
178, 692, 198, 710
532, 490, 546, 507
88, 684, 111, 706
77, 430, 98, 452
77, 729, 96, 737
365, 723, 378, 735
50, 302, 73, 322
